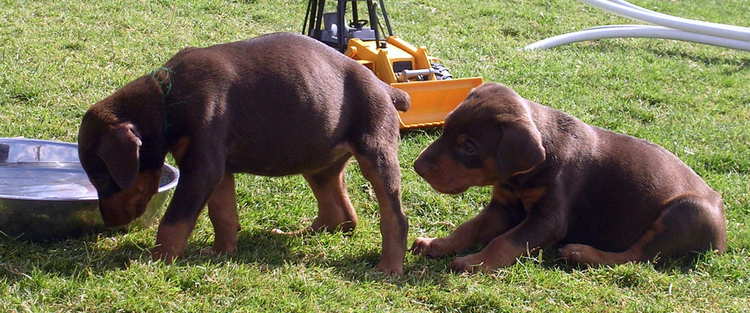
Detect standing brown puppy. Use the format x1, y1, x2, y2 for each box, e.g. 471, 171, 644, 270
412, 82, 726, 272
78, 32, 410, 274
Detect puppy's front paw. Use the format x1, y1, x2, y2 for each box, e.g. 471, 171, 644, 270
151, 246, 180, 264
450, 252, 516, 273
410, 237, 450, 258
375, 260, 404, 276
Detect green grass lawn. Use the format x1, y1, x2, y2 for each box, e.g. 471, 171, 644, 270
1, 0, 748, 311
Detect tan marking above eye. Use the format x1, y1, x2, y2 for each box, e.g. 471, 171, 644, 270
456, 134, 467, 145
518, 187, 547, 209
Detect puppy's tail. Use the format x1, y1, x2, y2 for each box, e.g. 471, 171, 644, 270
388, 87, 410, 112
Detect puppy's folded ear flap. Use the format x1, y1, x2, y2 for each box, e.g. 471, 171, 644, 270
97, 123, 142, 189
496, 116, 545, 180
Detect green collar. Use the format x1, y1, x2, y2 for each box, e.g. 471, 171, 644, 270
149, 67, 176, 138
149, 66, 173, 96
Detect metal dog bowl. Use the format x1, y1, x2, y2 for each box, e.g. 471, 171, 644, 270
0, 138, 179, 241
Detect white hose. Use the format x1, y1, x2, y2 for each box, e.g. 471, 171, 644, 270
606, 0, 749, 34
524, 25, 750, 51
525, 0, 750, 51
607, 0, 748, 34
583, 0, 750, 41
607, 0, 644, 11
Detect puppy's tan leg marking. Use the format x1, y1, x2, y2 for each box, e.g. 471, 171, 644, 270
560, 196, 726, 265
154, 135, 226, 263
152, 218, 197, 263
305, 157, 358, 233
203, 173, 240, 255
272, 156, 358, 235
411, 204, 516, 258
354, 150, 407, 275
170, 137, 190, 165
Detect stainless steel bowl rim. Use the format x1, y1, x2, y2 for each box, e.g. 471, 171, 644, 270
0, 137, 179, 201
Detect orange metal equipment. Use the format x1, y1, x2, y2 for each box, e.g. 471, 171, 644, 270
303, 0, 483, 128
391, 78, 484, 128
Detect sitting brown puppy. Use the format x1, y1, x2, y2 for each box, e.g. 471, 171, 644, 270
77, 32, 410, 274
412, 82, 726, 272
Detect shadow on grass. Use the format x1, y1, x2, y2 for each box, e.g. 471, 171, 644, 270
589, 42, 750, 70
162, 227, 456, 286
402, 242, 712, 277
184, 229, 457, 286
0, 226, 715, 288
0, 228, 293, 283
525, 245, 709, 275
1, 222, 455, 286
649, 48, 750, 73
0, 229, 142, 282
217, 229, 295, 266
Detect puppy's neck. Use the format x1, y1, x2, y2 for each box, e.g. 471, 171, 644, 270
89, 75, 172, 163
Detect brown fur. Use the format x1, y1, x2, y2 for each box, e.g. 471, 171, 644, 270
78, 32, 410, 274
412, 82, 726, 272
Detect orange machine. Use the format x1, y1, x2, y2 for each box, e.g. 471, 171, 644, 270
303, 0, 483, 128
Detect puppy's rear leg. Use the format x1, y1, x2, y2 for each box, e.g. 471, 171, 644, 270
272, 156, 358, 235
353, 145, 407, 275
560, 196, 726, 265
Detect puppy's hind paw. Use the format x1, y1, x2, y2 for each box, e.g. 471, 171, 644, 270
150, 246, 180, 264
199, 245, 237, 256
450, 255, 484, 273
559, 244, 602, 265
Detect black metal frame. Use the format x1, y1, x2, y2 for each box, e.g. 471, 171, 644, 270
303, 0, 394, 51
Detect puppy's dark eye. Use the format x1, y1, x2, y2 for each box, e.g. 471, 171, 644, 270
452, 135, 483, 169
461, 138, 479, 156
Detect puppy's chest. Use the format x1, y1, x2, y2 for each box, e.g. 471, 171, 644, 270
494, 185, 547, 210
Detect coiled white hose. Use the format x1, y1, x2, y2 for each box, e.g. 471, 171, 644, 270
525, 25, 750, 51
524, 0, 750, 51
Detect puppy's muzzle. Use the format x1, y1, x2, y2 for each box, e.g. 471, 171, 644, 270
413, 157, 432, 180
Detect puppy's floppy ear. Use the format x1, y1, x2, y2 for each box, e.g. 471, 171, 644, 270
97, 123, 142, 189
495, 115, 545, 180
